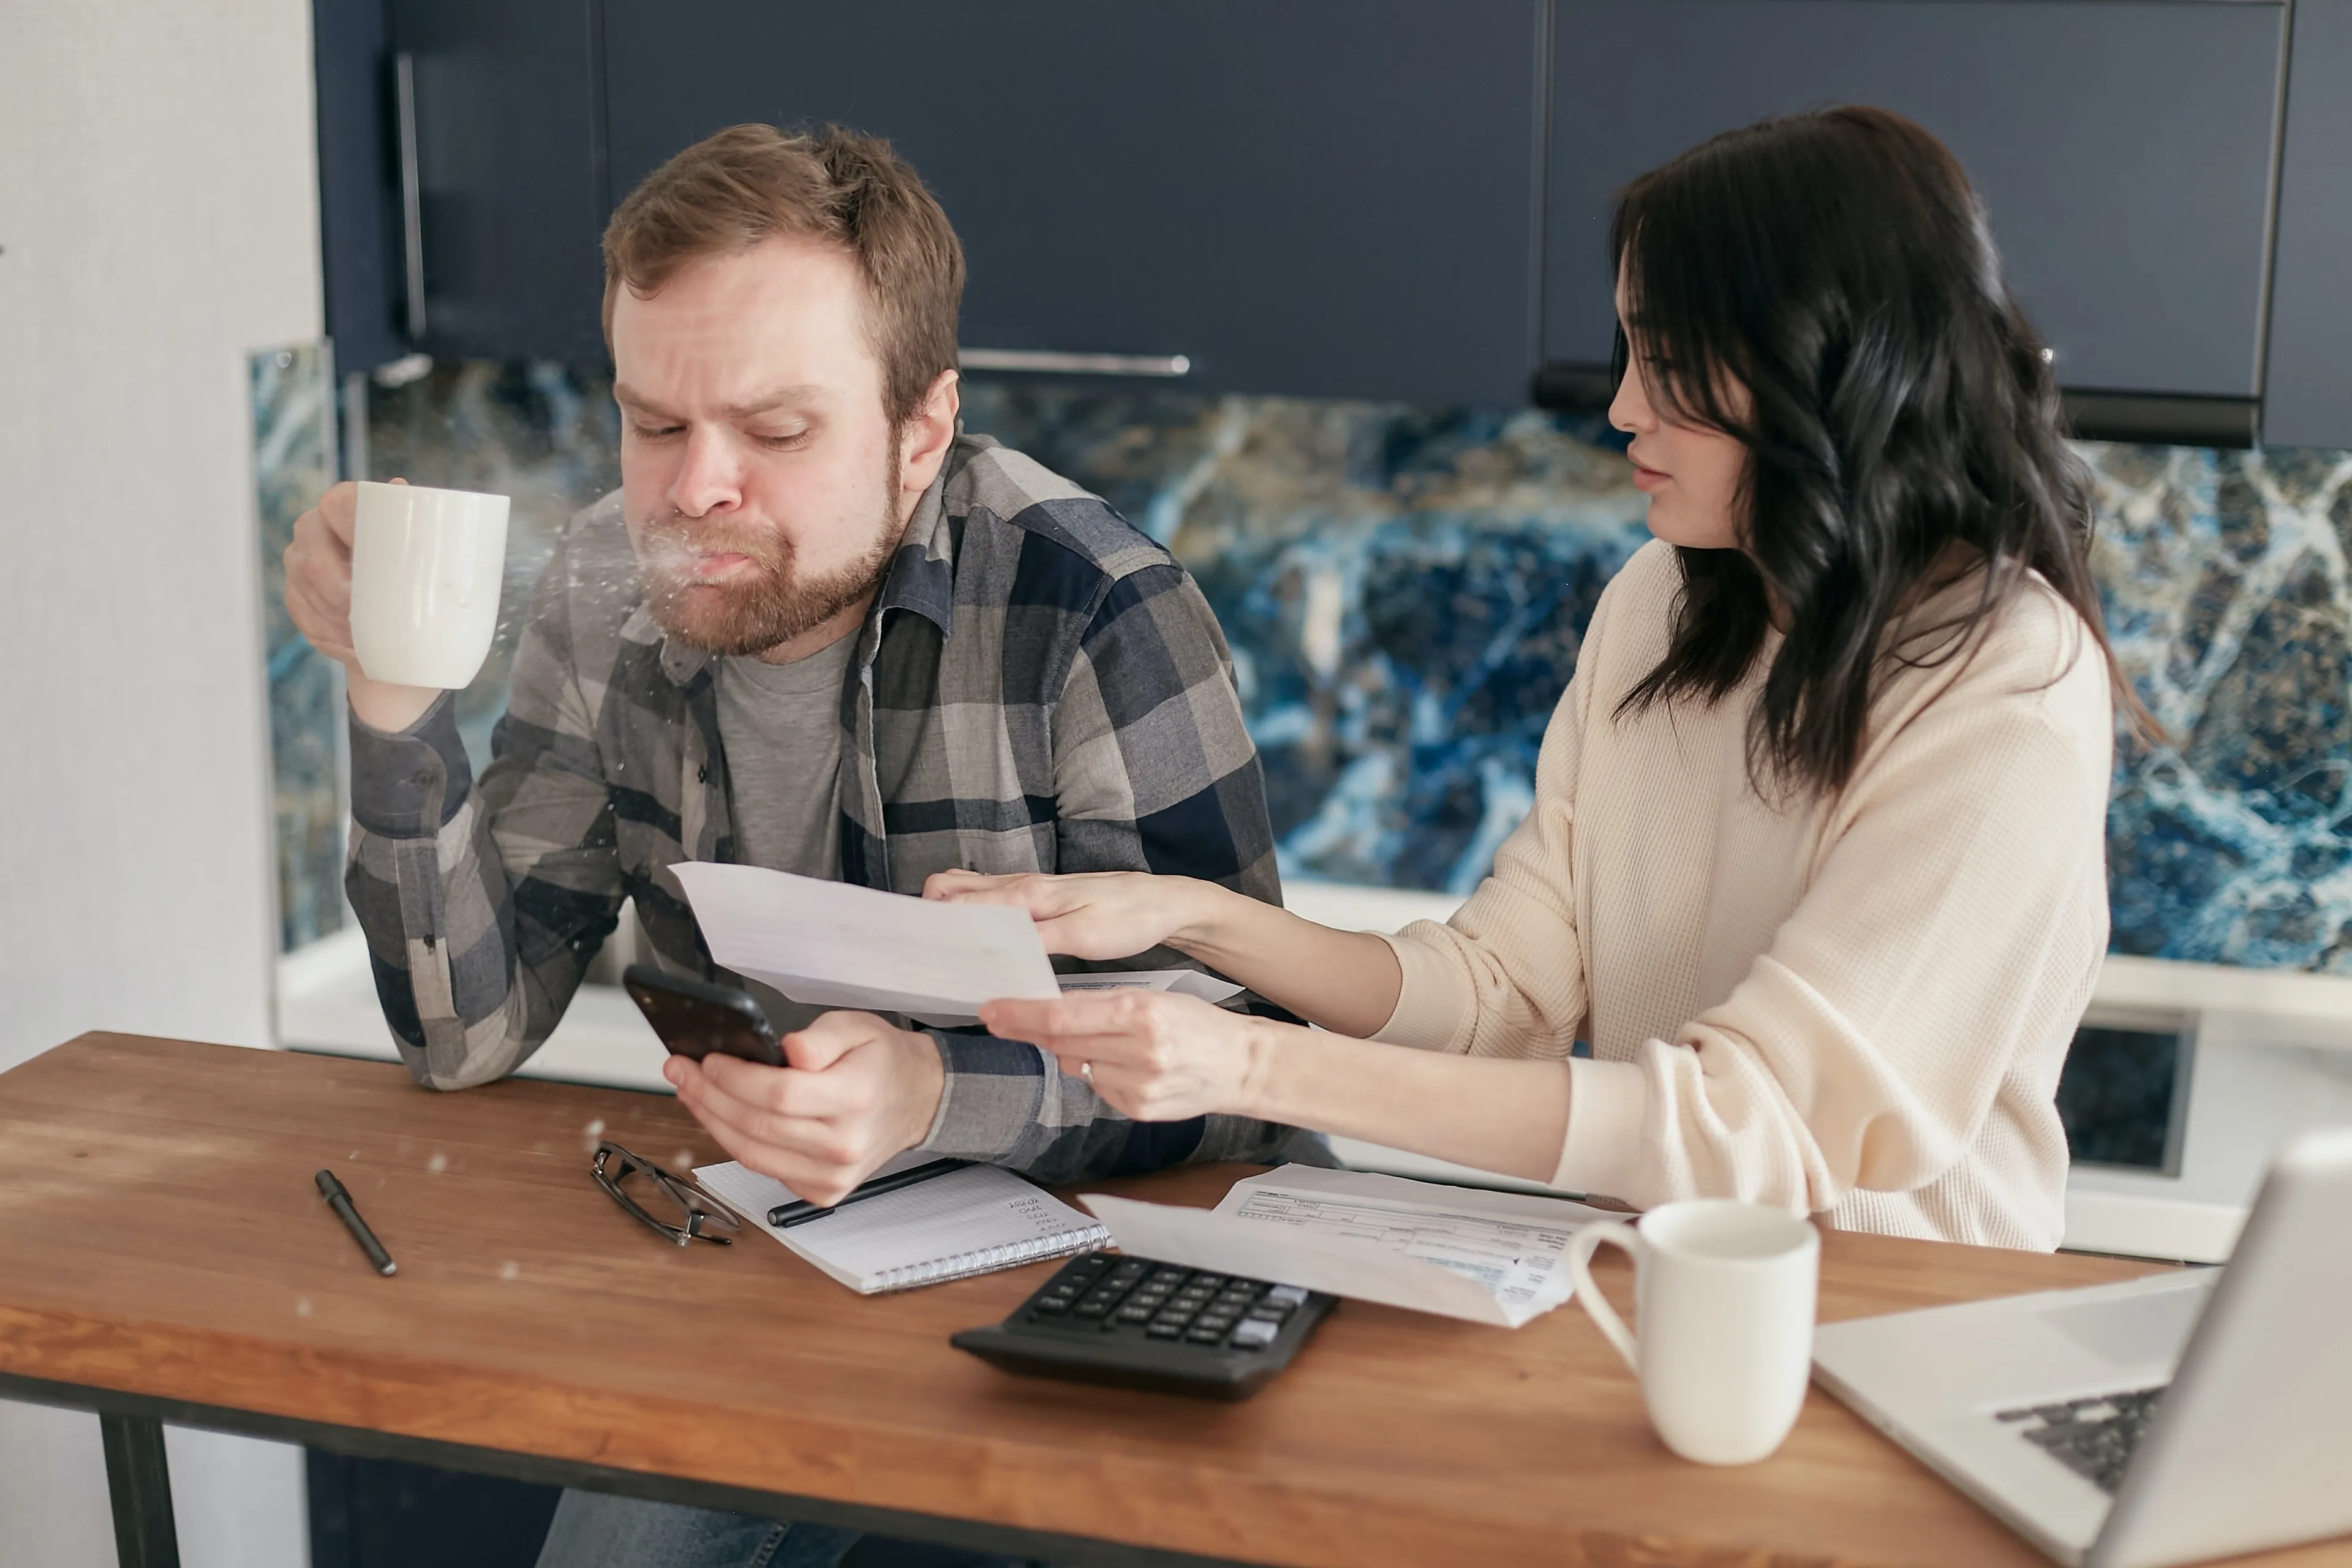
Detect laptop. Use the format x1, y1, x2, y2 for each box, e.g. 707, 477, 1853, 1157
1812, 1125, 2352, 1568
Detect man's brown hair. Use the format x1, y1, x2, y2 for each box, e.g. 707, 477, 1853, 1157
601, 123, 964, 426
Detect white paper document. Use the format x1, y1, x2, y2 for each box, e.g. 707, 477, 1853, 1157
1082, 1166, 1616, 1327
673, 862, 1243, 1022
1049, 970, 1245, 1004
673, 862, 1059, 1019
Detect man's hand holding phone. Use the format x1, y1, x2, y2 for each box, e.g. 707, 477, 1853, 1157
663, 1011, 947, 1208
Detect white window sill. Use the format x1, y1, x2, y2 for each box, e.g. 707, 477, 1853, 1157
284, 881, 2352, 1263
276, 925, 672, 1094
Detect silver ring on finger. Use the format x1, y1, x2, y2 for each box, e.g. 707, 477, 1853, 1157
1080, 1060, 1095, 1083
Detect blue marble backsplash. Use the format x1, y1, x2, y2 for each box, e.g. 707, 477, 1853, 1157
253, 344, 342, 951
2093, 447, 2352, 968
257, 355, 2352, 978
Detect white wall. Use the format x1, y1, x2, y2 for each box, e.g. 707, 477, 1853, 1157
0, 1, 322, 1563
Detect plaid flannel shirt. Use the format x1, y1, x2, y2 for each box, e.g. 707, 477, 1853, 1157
345, 434, 1292, 1182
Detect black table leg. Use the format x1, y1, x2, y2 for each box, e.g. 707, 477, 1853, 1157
98, 1412, 181, 1568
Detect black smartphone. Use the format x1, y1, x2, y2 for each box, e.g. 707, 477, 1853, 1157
622, 964, 785, 1069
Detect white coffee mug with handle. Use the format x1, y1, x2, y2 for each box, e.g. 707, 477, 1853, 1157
348, 481, 511, 689
1566, 1199, 1820, 1465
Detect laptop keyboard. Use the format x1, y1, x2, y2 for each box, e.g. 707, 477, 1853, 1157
1997, 1386, 2168, 1494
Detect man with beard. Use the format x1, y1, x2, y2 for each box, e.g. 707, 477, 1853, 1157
283, 122, 1290, 1401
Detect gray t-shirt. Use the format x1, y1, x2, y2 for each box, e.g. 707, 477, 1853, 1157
712, 628, 859, 1035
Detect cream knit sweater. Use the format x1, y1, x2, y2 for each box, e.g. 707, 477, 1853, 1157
1374, 540, 2113, 1250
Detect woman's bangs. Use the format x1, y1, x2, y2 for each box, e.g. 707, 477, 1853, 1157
1615, 195, 1746, 435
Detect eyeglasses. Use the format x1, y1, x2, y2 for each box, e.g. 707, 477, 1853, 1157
590, 1141, 744, 1247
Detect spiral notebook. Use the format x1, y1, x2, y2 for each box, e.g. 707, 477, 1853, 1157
692, 1159, 1109, 1294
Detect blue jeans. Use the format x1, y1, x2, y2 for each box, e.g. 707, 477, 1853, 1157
534, 1489, 1045, 1568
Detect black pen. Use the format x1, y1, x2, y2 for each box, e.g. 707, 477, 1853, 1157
769, 1158, 971, 1228
315, 1169, 398, 1276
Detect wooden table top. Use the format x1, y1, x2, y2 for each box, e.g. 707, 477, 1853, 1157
1, 1033, 2343, 1568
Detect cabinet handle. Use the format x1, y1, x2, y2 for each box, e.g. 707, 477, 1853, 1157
394, 51, 428, 340
959, 349, 1191, 378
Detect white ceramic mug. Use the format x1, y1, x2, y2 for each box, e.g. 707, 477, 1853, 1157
1567, 1199, 1820, 1465
347, 481, 511, 688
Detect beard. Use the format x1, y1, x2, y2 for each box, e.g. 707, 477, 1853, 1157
635, 456, 902, 658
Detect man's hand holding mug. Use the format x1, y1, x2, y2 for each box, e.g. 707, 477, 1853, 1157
285, 478, 510, 732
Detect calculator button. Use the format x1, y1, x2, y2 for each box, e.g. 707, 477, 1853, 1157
1229, 1319, 1280, 1349
1192, 1275, 1227, 1289
1073, 1300, 1117, 1319
1107, 1261, 1148, 1283
1144, 1320, 1185, 1338
1114, 1305, 1154, 1324
1184, 1325, 1227, 1344
1214, 1289, 1257, 1307
1265, 1284, 1309, 1306
1031, 1297, 1072, 1314
1148, 1267, 1189, 1285
1244, 1304, 1289, 1323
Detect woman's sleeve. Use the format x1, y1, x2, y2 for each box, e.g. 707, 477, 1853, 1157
1578, 632, 2114, 1215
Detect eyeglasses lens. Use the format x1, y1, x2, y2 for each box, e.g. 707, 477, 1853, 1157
592, 1141, 740, 1246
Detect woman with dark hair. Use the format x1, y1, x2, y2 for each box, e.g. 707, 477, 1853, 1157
931, 106, 2129, 1250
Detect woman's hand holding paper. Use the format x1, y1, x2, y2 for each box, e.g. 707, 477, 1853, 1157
927, 867, 1408, 1039
979, 988, 1574, 1185
978, 990, 1265, 1123
922, 868, 1222, 959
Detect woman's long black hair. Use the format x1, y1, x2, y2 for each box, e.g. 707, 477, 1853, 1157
1610, 105, 2144, 796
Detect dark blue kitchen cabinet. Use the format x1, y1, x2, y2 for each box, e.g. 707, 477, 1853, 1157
2261, 0, 2352, 451
312, 0, 405, 375
388, 0, 609, 367
1541, 0, 2288, 442
598, 0, 1545, 407
321, 0, 2343, 440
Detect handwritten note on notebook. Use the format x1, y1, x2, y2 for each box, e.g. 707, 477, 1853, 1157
693, 1159, 1109, 1294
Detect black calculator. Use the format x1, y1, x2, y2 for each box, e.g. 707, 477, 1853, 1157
951, 1251, 1336, 1400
